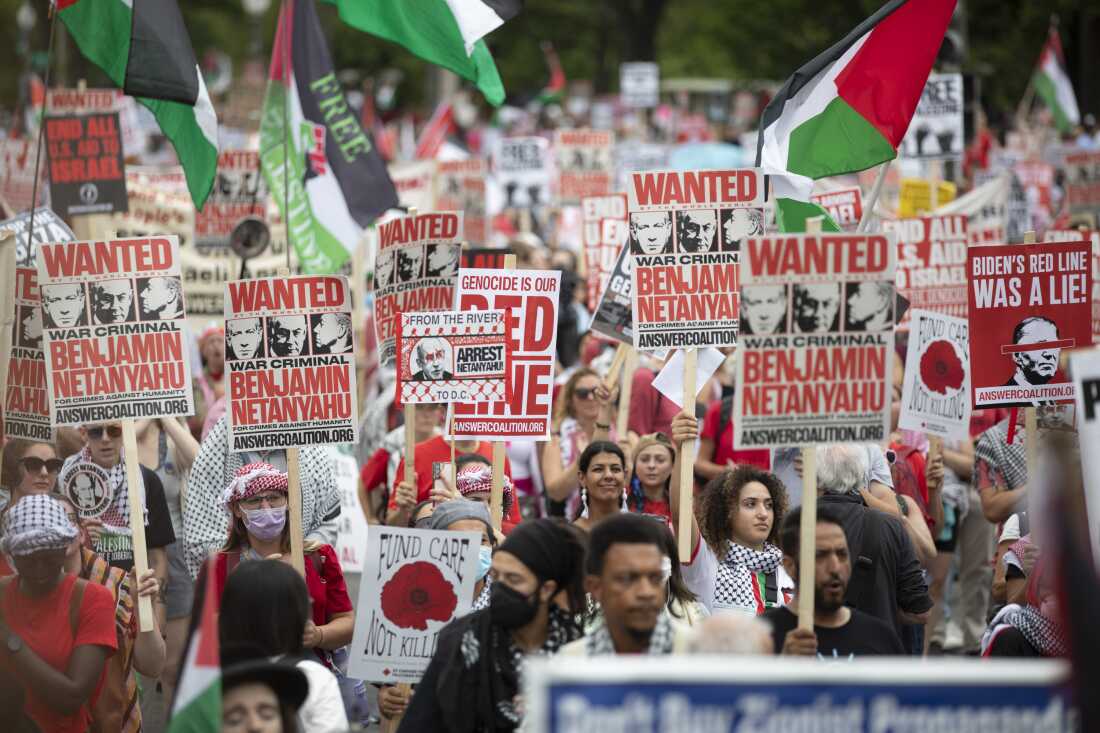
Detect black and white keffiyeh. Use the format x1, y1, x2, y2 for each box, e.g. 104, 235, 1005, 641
1, 494, 78, 556
714, 542, 782, 611
584, 611, 675, 655
472, 578, 491, 611
982, 603, 1067, 657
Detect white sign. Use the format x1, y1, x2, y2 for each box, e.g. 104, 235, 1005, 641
898, 309, 971, 441
1071, 348, 1100, 565
333, 445, 368, 574
900, 72, 964, 159
620, 62, 660, 109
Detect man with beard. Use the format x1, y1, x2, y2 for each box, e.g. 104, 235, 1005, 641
561, 513, 692, 655
91, 280, 135, 324
765, 506, 904, 658
268, 315, 310, 356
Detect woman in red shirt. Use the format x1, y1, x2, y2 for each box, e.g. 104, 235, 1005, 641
0, 494, 118, 733
627, 433, 674, 522
213, 462, 355, 667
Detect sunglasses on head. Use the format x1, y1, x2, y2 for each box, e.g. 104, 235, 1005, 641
87, 425, 122, 440
574, 387, 598, 400
22, 457, 64, 474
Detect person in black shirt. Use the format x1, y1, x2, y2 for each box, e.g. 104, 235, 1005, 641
764, 506, 904, 659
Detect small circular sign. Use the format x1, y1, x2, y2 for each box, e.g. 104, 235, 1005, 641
61, 461, 113, 518
79, 182, 99, 205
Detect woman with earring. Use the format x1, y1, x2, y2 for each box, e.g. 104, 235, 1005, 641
572, 442, 628, 532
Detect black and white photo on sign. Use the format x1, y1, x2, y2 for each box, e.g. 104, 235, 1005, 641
62, 463, 112, 518
137, 276, 185, 320
899, 72, 964, 159
397, 246, 424, 283
1005, 316, 1062, 388
740, 284, 789, 335
629, 210, 673, 255
90, 278, 135, 324
225, 316, 265, 361
425, 243, 460, 279
720, 208, 764, 253
15, 304, 43, 349
40, 282, 88, 328
311, 311, 353, 354
268, 314, 310, 357
844, 282, 894, 332
675, 209, 718, 253
410, 337, 453, 381
792, 283, 841, 333
375, 248, 395, 290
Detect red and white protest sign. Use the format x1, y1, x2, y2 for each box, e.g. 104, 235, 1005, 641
395, 309, 508, 405
734, 233, 896, 448
437, 160, 487, 245
0, 138, 45, 213
811, 187, 863, 230
5, 267, 50, 441
224, 275, 357, 451
883, 214, 968, 321
348, 525, 479, 684
373, 211, 463, 366
582, 194, 627, 311
1046, 229, 1100, 340
195, 150, 268, 250
898, 309, 971, 441
968, 240, 1093, 408
389, 159, 437, 213
628, 169, 763, 351
448, 269, 561, 441
45, 87, 145, 157
37, 236, 195, 426
1063, 150, 1100, 222
556, 129, 613, 204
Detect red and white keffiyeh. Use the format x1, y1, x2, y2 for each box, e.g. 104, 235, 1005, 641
221, 462, 289, 507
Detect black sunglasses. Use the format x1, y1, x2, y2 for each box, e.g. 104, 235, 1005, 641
22, 457, 64, 474
87, 425, 123, 440
574, 387, 598, 400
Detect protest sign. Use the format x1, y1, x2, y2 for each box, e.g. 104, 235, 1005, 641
899, 72, 964, 159
590, 240, 634, 345
620, 62, 660, 108
811, 187, 863, 230
448, 268, 561, 441
437, 159, 488, 244
734, 232, 896, 449
614, 142, 669, 193
2, 208, 75, 269
495, 137, 551, 209
1015, 160, 1055, 223
1046, 229, 1100, 339
44, 87, 145, 158
883, 214, 968, 320
0, 137, 45, 213
1063, 150, 1100, 225
224, 274, 357, 451
525, 657, 1075, 733
60, 461, 113, 519
461, 247, 507, 270
897, 178, 932, 217
1070, 348, 1100, 565
628, 169, 763, 351
555, 130, 613, 204
348, 525, 479, 684
582, 194, 628, 311
37, 236, 195, 425
195, 150, 268, 251
395, 309, 508, 405
898, 309, 971, 441
5, 266, 50, 441
333, 443, 368, 573
372, 211, 463, 366
45, 113, 128, 217
389, 159, 438, 213
967, 240, 1092, 408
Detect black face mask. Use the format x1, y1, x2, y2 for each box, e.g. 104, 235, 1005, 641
490, 581, 541, 629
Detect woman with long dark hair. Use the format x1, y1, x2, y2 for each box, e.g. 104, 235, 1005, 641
572, 442, 627, 532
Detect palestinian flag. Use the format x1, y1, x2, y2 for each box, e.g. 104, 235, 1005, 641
261, 0, 399, 274
756, 0, 955, 203
536, 42, 566, 105
322, 0, 521, 106
167, 559, 220, 733
774, 198, 842, 234
1032, 25, 1079, 134
58, 0, 218, 209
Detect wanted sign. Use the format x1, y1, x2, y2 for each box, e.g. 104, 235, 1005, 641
555, 130, 613, 204
373, 211, 463, 366
45, 113, 128, 217
628, 169, 764, 351
1062, 150, 1100, 224
390, 159, 438, 213
898, 309, 971, 441
449, 269, 561, 441
195, 150, 268, 251
1046, 229, 1100, 339
6, 266, 50, 441
582, 194, 628, 312
495, 137, 551, 209
899, 73, 964, 159
734, 233, 896, 448
37, 236, 194, 426
437, 159, 488, 245
811, 187, 863, 230
224, 275, 357, 451
396, 309, 508, 405
968, 240, 1092, 408
883, 214, 969, 320
348, 525, 479, 684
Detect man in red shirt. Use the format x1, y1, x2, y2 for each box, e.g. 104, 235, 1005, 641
696, 396, 771, 482
628, 355, 681, 438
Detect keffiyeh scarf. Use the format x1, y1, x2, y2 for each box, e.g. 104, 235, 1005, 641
62, 447, 146, 534
982, 603, 1067, 657
1, 494, 78, 556
713, 542, 782, 612
584, 611, 675, 655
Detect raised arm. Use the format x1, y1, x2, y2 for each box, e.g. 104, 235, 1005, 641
668, 410, 702, 560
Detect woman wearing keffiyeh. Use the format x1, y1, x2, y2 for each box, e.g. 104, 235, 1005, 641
982, 555, 1066, 657
668, 412, 794, 616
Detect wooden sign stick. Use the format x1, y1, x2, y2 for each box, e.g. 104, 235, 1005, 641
603, 342, 631, 392
121, 420, 156, 631
1022, 228, 1038, 494
616, 347, 637, 438
676, 348, 698, 561
490, 253, 518, 530
0, 230, 16, 485
273, 265, 306, 578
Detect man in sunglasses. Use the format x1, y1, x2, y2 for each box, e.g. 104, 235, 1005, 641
71, 422, 176, 630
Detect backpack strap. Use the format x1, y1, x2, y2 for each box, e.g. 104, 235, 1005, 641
69, 578, 88, 638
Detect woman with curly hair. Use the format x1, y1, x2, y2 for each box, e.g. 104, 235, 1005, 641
668, 411, 794, 616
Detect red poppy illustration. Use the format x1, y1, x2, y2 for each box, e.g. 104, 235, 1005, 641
919, 340, 965, 394
380, 561, 458, 631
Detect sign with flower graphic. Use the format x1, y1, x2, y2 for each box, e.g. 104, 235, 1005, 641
899, 309, 971, 441
348, 525, 480, 683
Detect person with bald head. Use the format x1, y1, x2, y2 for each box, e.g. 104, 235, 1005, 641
411, 337, 452, 381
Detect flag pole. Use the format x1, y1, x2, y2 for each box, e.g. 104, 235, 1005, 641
857, 160, 890, 232
281, 0, 292, 271
24, 5, 58, 246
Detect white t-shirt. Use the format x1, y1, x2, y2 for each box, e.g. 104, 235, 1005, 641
296, 659, 349, 733
681, 540, 794, 615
